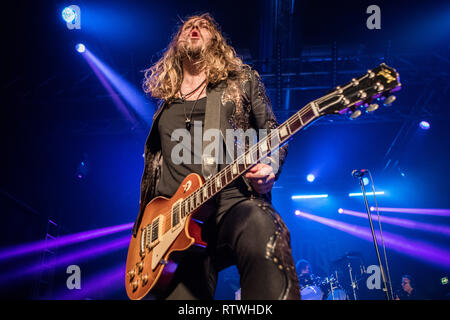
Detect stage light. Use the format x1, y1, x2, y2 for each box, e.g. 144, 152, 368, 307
370, 207, 450, 217
0, 235, 130, 286
306, 174, 315, 182
292, 194, 328, 199
62, 5, 81, 30
82, 50, 154, 123
295, 210, 450, 269
295, 210, 301, 216
76, 43, 86, 53
76, 159, 88, 179
62, 7, 77, 23
80, 49, 138, 125
362, 177, 369, 186
339, 208, 450, 237
419, 121, 430, 130
348, 191, 385, 197
0, 222, 133, 261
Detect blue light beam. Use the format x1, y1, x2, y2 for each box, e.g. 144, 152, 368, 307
292, 194, 329, 200
83, 50, 154, 123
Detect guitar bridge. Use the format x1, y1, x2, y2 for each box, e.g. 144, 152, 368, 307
140, 227, 146, 257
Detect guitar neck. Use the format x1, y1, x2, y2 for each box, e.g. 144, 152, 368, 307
179, 102, 322, 219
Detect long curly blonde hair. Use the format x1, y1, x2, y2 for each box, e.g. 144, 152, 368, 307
143, 13, 249, 101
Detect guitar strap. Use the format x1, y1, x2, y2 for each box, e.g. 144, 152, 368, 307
201, 84, 224, 180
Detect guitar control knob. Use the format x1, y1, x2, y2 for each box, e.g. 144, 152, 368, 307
141, 274, 149, 286
383, 95, 396, 106
131, 280, 139, 292
349, 110, 362, 119
366, 103, 379, 112
127, 269, 136, 281
136, 261, 144, 273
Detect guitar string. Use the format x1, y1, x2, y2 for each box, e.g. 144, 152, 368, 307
140, 70, 398, 256
158, 86, 358, 232
180, 86, 345, 210
157, 106, 314, 232
153, 70, 381, 227
157, 102, 320, 232
157, 77, 379, 232
157, 87, 351, 231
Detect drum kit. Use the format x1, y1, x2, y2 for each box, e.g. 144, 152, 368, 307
299, 252, 368, 300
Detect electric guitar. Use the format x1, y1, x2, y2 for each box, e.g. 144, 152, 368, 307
125, 63, 401, 299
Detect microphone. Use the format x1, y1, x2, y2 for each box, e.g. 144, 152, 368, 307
352, 169, 368, 178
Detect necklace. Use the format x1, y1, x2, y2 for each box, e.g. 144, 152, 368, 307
182, 81, 207, 131
179, 79, 206, 102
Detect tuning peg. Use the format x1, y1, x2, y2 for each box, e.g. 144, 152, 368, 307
349, 109, 362, 119
357, 91, 367, 99
383, 95, 396, 106
375, 82, 384, 92
366, 103, 379, 112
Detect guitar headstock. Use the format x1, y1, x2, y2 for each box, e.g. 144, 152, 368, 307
316, 63, 401, 119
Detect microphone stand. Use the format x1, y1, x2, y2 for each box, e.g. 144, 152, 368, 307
356, 175, 391, 300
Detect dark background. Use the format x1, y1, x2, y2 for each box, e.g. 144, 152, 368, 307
0, 0, 449, 299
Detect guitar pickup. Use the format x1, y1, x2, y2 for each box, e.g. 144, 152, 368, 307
145, 216, 163, 252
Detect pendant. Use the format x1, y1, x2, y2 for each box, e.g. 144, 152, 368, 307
185, 118, 191, 130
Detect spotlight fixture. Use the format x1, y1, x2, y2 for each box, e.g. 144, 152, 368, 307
76, 43, 86, 53
62, 7, 77, 23
62, 5, 81, 29
419, 121, 430, 130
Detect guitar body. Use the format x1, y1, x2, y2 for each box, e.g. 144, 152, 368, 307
125, 173, 209, 300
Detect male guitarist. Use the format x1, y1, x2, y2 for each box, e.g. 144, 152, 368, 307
133, 13, 300, 300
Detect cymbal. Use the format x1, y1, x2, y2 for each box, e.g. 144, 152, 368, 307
331, 252, 363, 264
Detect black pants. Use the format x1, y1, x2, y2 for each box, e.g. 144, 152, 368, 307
164, 198, 301, 300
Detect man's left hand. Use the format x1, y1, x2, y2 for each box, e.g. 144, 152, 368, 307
245, 163, 275, 194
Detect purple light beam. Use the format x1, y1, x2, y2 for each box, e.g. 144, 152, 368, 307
0, 235, 130, 286
295, 210, 450, 269
339, 208, 450, 237
370, 207, 450, 217
0, 222, 133, 261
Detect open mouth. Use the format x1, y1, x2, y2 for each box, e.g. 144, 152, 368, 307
191, 30, 200, 38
